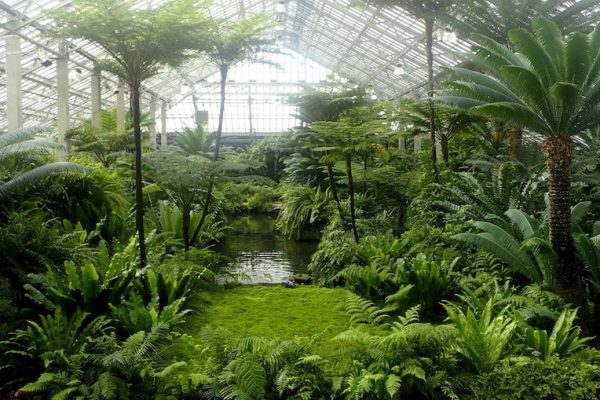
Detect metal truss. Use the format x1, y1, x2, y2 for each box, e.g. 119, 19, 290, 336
0, 0, 474, 133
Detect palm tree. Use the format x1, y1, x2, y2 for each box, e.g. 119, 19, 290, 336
396, 99, 480, 164
190, 15, 275, 245
0, 127, 87, 199
50, 0, 211, 267
449, 0, 600, 44
437, 18, 600, 325
446, 0, 600, 161
364, 0, 455, 178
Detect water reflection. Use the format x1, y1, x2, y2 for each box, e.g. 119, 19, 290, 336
216, 214, 318, 284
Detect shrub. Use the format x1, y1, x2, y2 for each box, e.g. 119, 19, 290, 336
459, 355, 600, 400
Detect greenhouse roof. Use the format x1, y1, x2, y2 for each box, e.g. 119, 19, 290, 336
0, 0, 472, 132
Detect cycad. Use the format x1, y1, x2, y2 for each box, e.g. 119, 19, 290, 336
454, 209, 556, 288
0, 127, 87, 199
173, 125, 215, 157
433, 161, 539, 227
438, 18, 600, 315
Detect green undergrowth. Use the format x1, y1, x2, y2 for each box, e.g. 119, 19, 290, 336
188, 284, 351, 353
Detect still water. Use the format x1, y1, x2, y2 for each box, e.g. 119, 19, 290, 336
216, 214, 318, 284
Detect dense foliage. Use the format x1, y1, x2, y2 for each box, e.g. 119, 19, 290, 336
2, 1, 600, 399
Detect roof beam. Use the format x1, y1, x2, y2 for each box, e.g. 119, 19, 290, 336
363, 32, 426, 83
333, 5, 382, 71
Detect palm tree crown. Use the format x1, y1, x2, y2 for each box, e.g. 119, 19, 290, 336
438, 17, 600, 137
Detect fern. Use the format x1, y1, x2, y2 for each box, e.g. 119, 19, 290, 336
343, 292, 390, 326
219, 353, 267, 400
444, 299, 517, 373
522, 308, 592, 360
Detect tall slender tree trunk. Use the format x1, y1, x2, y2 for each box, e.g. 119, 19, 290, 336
190, 66, 228, 246
326, 159, 348, 230
509, 124, 522, 161
213, 65, 228, 162
425, 17, 438, 180
543, 135, 590, 332
440, 134, 449, 165
326, 161, 343, 214
131, 82, 146, 268
363, 153, 368, 193
346, 154, 359, 244
182, 205, 191, 252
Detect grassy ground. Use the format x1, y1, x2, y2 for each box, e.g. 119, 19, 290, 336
188, 285, 351, 352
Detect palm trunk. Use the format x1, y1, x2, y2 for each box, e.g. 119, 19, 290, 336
543, 135, 590, 331
509, 124, 522, 161
190, 66, 228, 246
131, 82, 146, 268
425, 17, 438, 180
346, 154, 359, 244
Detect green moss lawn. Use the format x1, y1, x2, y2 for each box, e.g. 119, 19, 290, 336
188, 285, 351, 352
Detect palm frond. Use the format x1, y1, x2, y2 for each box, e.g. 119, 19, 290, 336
0, 162, 89, 199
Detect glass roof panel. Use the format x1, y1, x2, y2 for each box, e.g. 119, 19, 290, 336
0, 0, 478, 132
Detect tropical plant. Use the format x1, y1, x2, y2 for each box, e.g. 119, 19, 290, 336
173, 125, 215, 158
334, 307, 453, 399
312, 107, 389, 242
433, 161, 542, 226
364, 0, 456, 177
397, 99, 481, 164
196, 327, 329, 400
0, 127, 87, 199
190, 15, 276, 250
521, 308, 591, 360
449, 0, 600, 44
50, 0, 212, 267
35, 163, 131, 241
24, 246, 136, 318
276, 184, 334, 240
66, 109, 147, 167
437, 18, 600, 320
12, 314, 183, 399
337, 253, 458, 320
145, 152, 217, 250
457, 353, 600, 400
444, 299, 517, 372
290, 86, 371, 216
454, 208, 556, 288
446, 0, 600, 161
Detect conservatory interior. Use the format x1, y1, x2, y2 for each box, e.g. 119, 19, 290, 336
2, 0, 600, 399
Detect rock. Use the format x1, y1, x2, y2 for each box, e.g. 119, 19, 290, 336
292, 273, 312, 285
283, 280, 297, 288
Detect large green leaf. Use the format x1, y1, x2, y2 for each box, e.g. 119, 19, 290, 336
0, 162, 89, 199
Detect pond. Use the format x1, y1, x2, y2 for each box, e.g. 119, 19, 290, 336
215, 214, 318, 284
